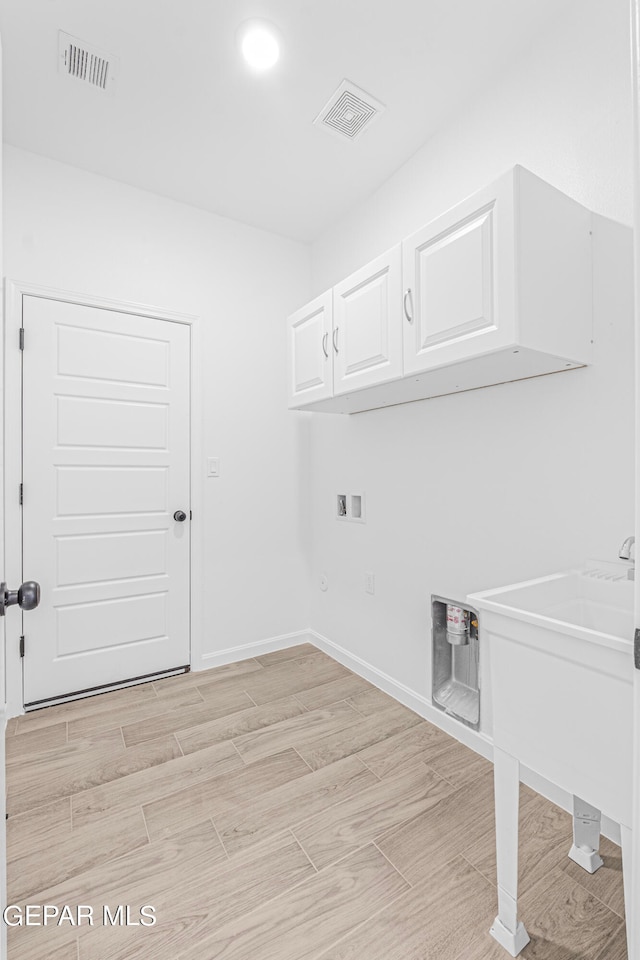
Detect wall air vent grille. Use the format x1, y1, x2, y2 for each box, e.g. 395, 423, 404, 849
58, 31, 117, 93
314, 80, 385, 141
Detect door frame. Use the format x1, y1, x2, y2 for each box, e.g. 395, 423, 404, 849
3, 279, 204, 718
631, 0, 640, 955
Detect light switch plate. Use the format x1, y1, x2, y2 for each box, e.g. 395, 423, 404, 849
207, 457, 220, 478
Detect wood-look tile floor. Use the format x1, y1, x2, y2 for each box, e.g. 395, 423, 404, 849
5, 644, 627, 960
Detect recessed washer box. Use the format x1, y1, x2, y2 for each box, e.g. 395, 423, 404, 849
432, 595, 480, 730
336, 492, 366, 522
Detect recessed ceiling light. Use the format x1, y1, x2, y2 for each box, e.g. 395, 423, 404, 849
237, 19, 281, 72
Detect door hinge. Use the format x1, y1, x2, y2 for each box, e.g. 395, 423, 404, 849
19, 636, 25, 658
19, 483, 23, 506
190, 510, 193, 520
19, 328, 24, 351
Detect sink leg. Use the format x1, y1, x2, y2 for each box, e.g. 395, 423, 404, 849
490, 747, 530, 957
568, 796, 604, 873
621, 824, 634, 960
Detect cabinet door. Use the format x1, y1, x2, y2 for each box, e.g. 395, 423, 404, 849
332, 246, 403, 396
287, 291, 333, 408
402, 174, 516, 374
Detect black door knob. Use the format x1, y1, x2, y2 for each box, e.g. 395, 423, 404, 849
0, 580, 41, 615
18, 581, 41, 611
173, 510, 187, 522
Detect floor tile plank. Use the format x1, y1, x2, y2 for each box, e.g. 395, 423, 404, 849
8, 806, 149, 903
7, 797, 72, 863
424, 739, 493, 788
294, 674, 374, 711
66, 685, 204, 741
515, 868, 623, 960
8, 819, 225, 960
232, 701, 359, 763
356, 720, 455, 779
559, 834, 626, 919
298, 702, 422, 771
294, 763, 455, 870
142, 748, 310, 841
174, 844, 409, 960
214, 755, 376, 856
71, 739, 243, 829
317, 855, 497, 960
376, 771, 496, 884
7, 733, 182, 816
121, 686, 254, 747
464, 790, 573, 897
346, 687, 407, 716
255, 643, 319, 666
196, 652, 350, 707
176, 695, 306, 756
6, 722, 68, 764
15, 682, 159, 735
78, 831, 315, 960
152, 658, 264, 694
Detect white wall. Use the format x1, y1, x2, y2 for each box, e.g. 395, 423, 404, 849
3, 145, 312, 671
306, 0, 636, 700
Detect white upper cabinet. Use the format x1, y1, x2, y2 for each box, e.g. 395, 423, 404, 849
402, 166, 592, 375
287, 290, 333, 407
287, 166, 594, 414
333, 246, 402, 395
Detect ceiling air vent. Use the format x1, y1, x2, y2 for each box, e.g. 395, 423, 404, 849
58, 31, 117, 93
314, 79, 385, 141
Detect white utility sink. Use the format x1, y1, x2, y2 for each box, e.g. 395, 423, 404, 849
472, 560, 634, 653
468, 561, 634, 956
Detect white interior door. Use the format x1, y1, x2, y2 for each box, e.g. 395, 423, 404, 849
21, 295, 191, 706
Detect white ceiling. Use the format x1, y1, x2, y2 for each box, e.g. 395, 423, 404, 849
1, 0, 577, 242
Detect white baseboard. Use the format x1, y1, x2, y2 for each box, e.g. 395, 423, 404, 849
193, 629, 315, 671
308, 630, 621, 846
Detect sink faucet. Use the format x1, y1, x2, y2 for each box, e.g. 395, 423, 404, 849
618, 536, 635, 580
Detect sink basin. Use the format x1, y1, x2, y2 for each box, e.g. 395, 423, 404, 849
468, 557, 634, 832
469, 560, 634, 653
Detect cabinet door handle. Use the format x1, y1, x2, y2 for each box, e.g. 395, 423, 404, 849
322, 332, 329, 358
332, 328, 339, 354
403, 289, 414, 323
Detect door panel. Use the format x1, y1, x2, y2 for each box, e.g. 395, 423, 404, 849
287, 291, 333, 407
56, 323, 169, 385
403, 176, 515, 374
22, 296, 190, 705
56, 530, 167, 586
333, 246, 402, 395
56, 593, 168, 656
416, 209, 494, 347
56, 466, 168, 516
56, 396, 169, 449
